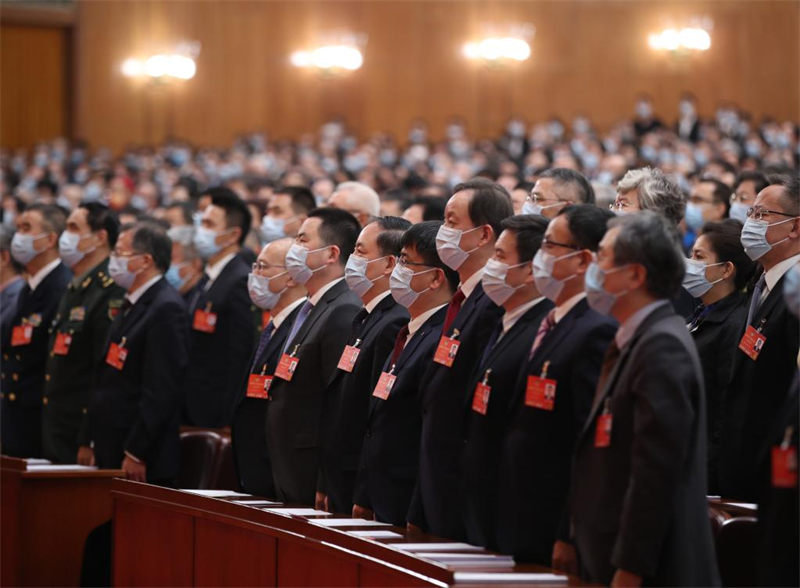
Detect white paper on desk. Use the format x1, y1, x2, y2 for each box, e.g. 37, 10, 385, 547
265, 507, 332, 516
393, 542, 483, 552
454, 572, 568, 584
180, 489, 250, 497
422, 553, 514, 562
311, 518, 392, 527
26, 464, 97, 471
349, 530, 403, 538
725, 502, 758, 510
231, 499, 281, 506
25, 458, 51, 465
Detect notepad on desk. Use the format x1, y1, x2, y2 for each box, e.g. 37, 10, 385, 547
453, 572, 568, 584
265, 507, 332, 516
311, 518, 392, 527
422, 553, 515, 568
231, 500, 281, 507
180, 489, 251, 497
393, 542, 483, 552
26, 464, 97, 471
348, 529, 404, 539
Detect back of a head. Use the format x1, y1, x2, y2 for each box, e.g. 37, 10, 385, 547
81, 202, 120, 248
372, 216, 412, 257
453, 177, 514, 238
204, 187, 252, 245
308, 207, 361, 265
699, 219, 756, 290
500, 214, 548, 262
609, 211, 685, 299
420, 197, 447, 222
130, 221, 172, 273
335, 181, 381, 218
278, 186, 316, 216
28, 203, 67, 236
558, 204, 615, 251
400, 220, 459, 292
540, 168, 595, 205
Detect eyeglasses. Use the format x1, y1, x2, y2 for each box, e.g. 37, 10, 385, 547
112, 249, 141, 258
252, 262, 285, 272
688, 196, 715, 205
746, 207, 797, 221
540, 237, 579, 251
397, 257, 432, 269
609, 201, 632, 211
527, 193, 564, 204
730, 192, 754, 204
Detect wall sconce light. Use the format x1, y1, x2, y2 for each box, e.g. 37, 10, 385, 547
463, 37, 531, 62
648, 27, 711, 52
290, 45, 364, 71
122, 42, 200, 81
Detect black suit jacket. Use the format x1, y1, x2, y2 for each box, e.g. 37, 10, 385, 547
266, 279, 361, 504
494, 298, 616, 563
354, 306, 447, 526
719, 272, 800, 501
183, 256, 257, 427
409, 282, 504, 538
231, 302, 303, 497
688, 290, 748, 493
320, 293, 409, 514
84, 278, 189, 483
571, 303, 719, 586
1, 262, 71, 457
459, 298, 553, 549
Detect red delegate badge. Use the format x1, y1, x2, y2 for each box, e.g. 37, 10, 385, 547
193, 306, 218, 333
275, 346, 300, 381
246, 373, 273, 399
595, 399, 613, 448
11, 324, 33, 347
337, 340, 362, 373
372, 370, 396, 400
105, 340, 128, 370
738, 324, 766, 361
433, 330, 460, 367
53, 332, 73, 356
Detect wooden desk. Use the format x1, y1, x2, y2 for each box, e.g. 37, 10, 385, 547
112, 480, 586, 587
0, 456, 123, 587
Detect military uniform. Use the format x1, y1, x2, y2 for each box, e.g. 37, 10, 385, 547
41, 259, 125, 463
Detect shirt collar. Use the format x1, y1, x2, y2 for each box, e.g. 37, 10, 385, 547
125, 274, 163, 305
27, 259, 62, 291
460, 267, 484, 299
364, 290, 391, 314
615, 299, 670, 350
502, 296, 545, 335
272, 296, 307, 330
408, 303, 448, 339
204, 252, 236, 286
554, 292, 586, 324
764, 253, 800, 293
309, 277, 344, 306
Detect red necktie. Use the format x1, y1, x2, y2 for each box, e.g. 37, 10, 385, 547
442, 289, 466, 335
388, 325, 410, 367
529, 309, 557, 360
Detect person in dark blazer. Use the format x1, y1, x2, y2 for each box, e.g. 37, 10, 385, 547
460, 214, 553, 549
182, 188, 257, 427
267, 208, 361, 505
1, 204, 71, 457
353, 221, 457, 525
319, 216, 410, 514
409, 178, 511, 539
496, 205, 616, 566
231, 237, 306, 497
683, 219, 755, 492
78, 222, 189, 485
42, 203, 125, 463
719, 175, 800, 501
571, 212, 719, 586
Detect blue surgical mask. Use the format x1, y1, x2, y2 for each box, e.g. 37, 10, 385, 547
682, 258, 726, 298
522, 200, 563, 217
481, 258, 527, 306
740, 216, 797, 261
165, 263, 190, 291
108, 254, 142, 290
285, 243, 329, 285
11, 232, 47, 265
584, 262, 629, 316
435, 225, 481, 271
532, 248, 582, 302
248, 272, 287, 310
345, 254, 388, 298
684, 202, 705, 233
260, 215, 290, 244
729, 202, 749, 223
193, 226, 230, 260
58, 231, 95, 268
389, 263, 434, 308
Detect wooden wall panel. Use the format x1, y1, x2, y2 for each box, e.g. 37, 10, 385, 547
0, 24, 68, 149
64, 0, 800, 151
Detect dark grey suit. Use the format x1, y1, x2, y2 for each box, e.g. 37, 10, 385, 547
571, 303, 720, 586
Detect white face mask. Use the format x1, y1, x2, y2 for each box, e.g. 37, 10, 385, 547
108, 254, 142, 290
261, 215, 295, 244
740, 216, 797, 261
522, 200, 563, 216
167, 225, 194, 247
532, 248, 582, 302
247, 271, 287, 310
682, 258, 726, 298
435, 225, 482, 271
729, 202, 749, 223
345, 254, 388, 298
193, 226, 232, 260
59, 231, 96, 268
389, 263, 435, 308
10, 232, 48, 265
285, 243, 330, 285
584, 262, 630, 316
481, 258, 527, 306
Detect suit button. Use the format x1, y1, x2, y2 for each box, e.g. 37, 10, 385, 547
15, 354, 21, 361
9, 393, 16, 401
45, 374, 51, 381
49, 353, 54, 358
82, 408, 87, 414
43, 397, 48, 405
12, 373, 19, 381
2, 354, 7, 360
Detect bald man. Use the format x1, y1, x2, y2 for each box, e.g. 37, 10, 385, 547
329, 182, 381, 227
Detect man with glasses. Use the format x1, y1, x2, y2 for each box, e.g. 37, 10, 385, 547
719, 174, 800, 501
523, 168, 595, 219
497, 205, 617, 569
2, 204, 71, 457
78, 221, 188, 485
231, 237, 307, 497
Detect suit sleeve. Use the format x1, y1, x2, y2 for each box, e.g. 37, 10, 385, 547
222, 274, 258, 422
124, 299, 190, 460
610, 333, 698, 577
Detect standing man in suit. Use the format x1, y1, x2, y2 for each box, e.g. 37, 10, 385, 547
319, 216, 411, 514
571, 212, 719, 586
267, 208, 361, 505
183, 188, 257, 427
231, 237, 306, 497
496, 205, 617, 565
1, 204, 71, 457
720, 174, 800, 500
460, 214, 553, 548
409, 177, 511, 539
353, 221, 456, 525
78, 222, 188, 485
42, 203, 125, 463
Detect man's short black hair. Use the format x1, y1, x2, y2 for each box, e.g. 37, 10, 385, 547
400, 220, 459, 292
500, 214, 548, 262
698, 177, 732, 216
372, 216, 412, 257
308, 207, 360, 266
129, 221, 171, 273
732, 170, 769, 196
166, 201, 194, 225
452, 177, 514, 239
410, 197, 447, 222
275, 186, 316, 216
80, 202, 120, 247
203, 187, 252, 246
557, 204, 614, 251
539, 168, 596, 205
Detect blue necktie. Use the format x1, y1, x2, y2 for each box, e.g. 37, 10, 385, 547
251, 321, 276, 372
746, 274, 766, 326
282, 300, 314, 354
